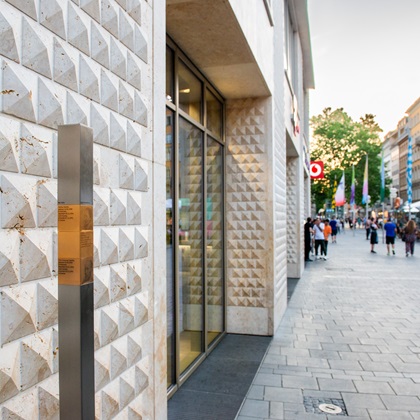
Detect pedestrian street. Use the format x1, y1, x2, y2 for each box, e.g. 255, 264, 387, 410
236, 227, 420, 420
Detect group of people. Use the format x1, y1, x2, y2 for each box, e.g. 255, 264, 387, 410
304, 215, 419, 261
368, 217, 418, 257
304, 215, 339, 261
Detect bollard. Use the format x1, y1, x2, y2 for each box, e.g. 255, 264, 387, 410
58, 124, 95, 419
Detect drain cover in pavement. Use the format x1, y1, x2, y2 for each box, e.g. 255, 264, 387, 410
303, 396, 348, 416
319, 403, 342, 414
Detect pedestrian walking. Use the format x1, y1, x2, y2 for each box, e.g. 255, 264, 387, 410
330, 216, 338, 243
370, 217, 378, 253
304, 217, 313, 262
384, 218, 397, 255
365, 217, 371, 240
403, 220, 418, 257
323, 219, 332, 259
313, 218, 326, 260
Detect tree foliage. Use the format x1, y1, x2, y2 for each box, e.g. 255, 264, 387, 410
310, 108, 390, 212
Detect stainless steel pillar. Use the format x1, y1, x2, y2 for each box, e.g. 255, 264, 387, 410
58, 124, 94, 419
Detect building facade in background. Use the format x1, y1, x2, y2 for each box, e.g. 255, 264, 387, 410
0, 0, 313, 418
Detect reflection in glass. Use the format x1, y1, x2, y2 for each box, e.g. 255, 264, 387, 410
166, 110, 175, 387
166, 47, 174, 102
206, 138, 224, 345
178, 61, 202, 123
178, 118, 203, 373
206, 90, 222, 138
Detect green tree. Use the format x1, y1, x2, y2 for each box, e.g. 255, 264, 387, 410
310, 108, 389, 212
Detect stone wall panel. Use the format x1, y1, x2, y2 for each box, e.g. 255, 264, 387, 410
0, 0, 155, 417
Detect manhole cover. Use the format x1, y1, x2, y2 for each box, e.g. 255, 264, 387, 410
303, 396, 348, 416
319, 403, 342, 414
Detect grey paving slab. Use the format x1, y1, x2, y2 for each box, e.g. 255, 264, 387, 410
236, 230, 420, 420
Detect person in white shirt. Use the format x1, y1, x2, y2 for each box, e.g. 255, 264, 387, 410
313, 218, 327, 260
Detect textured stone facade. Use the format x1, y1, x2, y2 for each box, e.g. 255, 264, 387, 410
226, 98, 273, 335
0, 0, 163, 418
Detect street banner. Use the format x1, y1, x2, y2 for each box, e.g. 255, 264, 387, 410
335, 172, 345, 206
350, 165, 355, 206
380, 150, 385, 203
362, 156, 369, 205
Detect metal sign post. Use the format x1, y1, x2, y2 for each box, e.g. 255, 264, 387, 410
58, 125, 95, 419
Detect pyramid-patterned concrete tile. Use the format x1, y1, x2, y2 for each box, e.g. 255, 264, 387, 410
119, 228, 134, 262
95, 346, 111, 391
134, 365, 149, 395
127, 192, 141, 225
94, 187, 110, 226
19, 331, 54, 391
109, 264, 127, 303
119, 154, 134, 189
21, 17, 52, 79
126, 120, 142, 157
39, 0, 66, 39
119, 376, 135, 410
0, 115, 19, 173
110, 37, 127, 80
127, 0, 141, 25
66, 91, 89, 125
134, 25, 147, 63
126, 333, 142, 366
0, 8, 20, 63
5, 0, 37, 20
119, 299, 135, 336
127, 52, 141, 90
134, 92, 148, 127
110, 189, 127, 225
91, 21, 110, 68
109, 106, 127, 147
134, 227, 148, 259
94, 266, 111, 309
119, 80, 135, 120
1, 59, 36, 123
37, 180, 57, 227
0, 343, 20, 404
19, 230, 53, 282
100, 227, 119, 265
134, 159, 148, 191
53, 37, 78, 91
37, 375, 59, 419
20, 122, 54, 177
91, 103, 110, 146
0, 230, 19, 287
110, 343, 128, 380
99, 387, 120, 420
36, 279, 58, 330
101, 68, 119, 112
99, 306, 119, 347
1, 283, 36, 345
79, 55, 100, 102
81, 0, 100, 23
119, 8, 134, 50
67, 2, 90, 56
101, 0, 119, 38
126, 262, 142, 296
0, 174, 36, 228
115, 0, 127, 9
134, 296, 148, 327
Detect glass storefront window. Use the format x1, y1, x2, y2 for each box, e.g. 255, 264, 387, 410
178, 118, 203, 373
178, 60, 202, 123
206, 90, 222, 139
166, 41, 224, 392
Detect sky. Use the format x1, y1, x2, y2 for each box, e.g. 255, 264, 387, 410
308, 0, 420, 138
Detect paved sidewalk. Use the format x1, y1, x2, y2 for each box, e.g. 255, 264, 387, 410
236, 228, 420, 420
